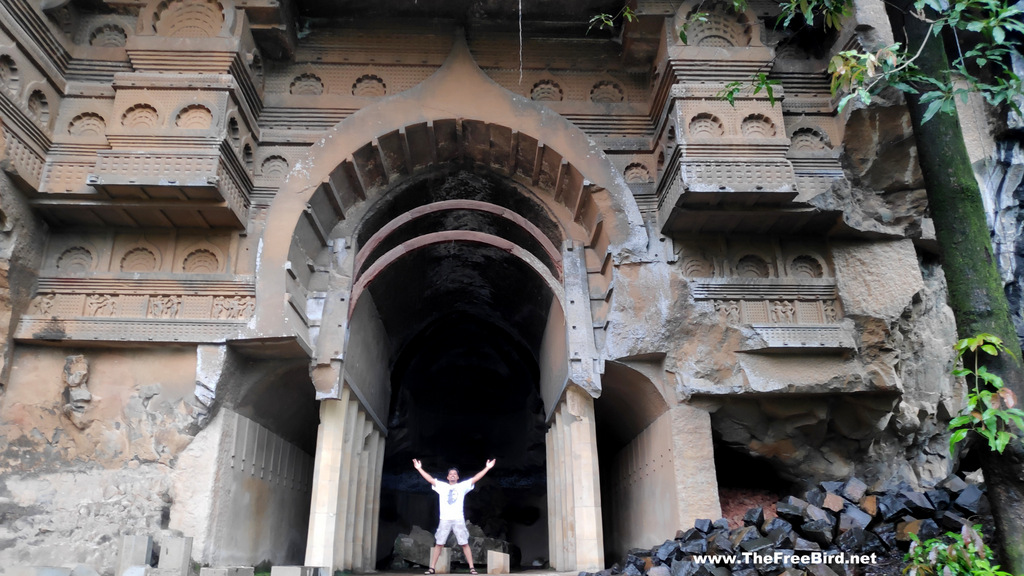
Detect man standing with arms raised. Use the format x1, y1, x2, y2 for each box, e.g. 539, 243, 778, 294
413, 458, 496, 575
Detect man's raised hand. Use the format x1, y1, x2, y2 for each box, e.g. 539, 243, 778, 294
485, 459, 496, 469
413, 458, 422, 470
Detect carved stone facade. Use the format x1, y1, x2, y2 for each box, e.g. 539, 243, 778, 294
0, 0, 963, 573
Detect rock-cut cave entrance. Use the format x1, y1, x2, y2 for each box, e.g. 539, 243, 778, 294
349, 168, 563, 569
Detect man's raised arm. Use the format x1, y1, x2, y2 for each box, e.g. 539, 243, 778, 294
470, 459, 496, 484
413, 459, 437, 485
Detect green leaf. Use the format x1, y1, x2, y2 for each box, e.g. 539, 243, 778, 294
949, 415, 973, 428
995, 431, 1012, 452
993, 26, 1005, 45
949, 428, 968, 454
837, 92, 857, 112
981, 344, 998, 356
922, 98, 944, 122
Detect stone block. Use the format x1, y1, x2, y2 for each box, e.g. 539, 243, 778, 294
486, 551, 509, 574
269, 568, 327, 576
436, 548, 451, 574
841, 478, 868, 503
859, 494, 878, 517
117, 536, 153, 576
199, 569, 254, 576
157, 537, 193, 574
822, 493, 845, 513
12, 569, 73, 576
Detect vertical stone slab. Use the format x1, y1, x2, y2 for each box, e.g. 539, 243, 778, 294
360, 427, 381, 570
330, 396, 360, 569
157, 536, 193, 575
544, 425, 559, 571
117, 535, 152, 575
486, 550, 510, 574
199, 569, 254, 576
670, 404, 722, 526
565, 385, 603, 571
435, 548, 451, 574
548, 409, 566, 570
340, 406, 366, 568
351, 418, 372, 569
367, 431, 386, 571
305, 388, 350, 567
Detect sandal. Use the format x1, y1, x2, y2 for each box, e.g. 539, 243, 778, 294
470, 569, 478, 575
425, 569, 435, 575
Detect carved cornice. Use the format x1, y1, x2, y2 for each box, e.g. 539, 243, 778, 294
692, 278, 837, 300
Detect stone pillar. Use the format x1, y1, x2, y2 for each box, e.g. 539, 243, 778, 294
545, 384, 604, 571
305, 387, 386, 571
670, 404, 722, 526
305, 389, 351, 567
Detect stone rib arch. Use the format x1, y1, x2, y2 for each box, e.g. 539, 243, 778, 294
350, 230, 566, 317
353, 199, 564, 280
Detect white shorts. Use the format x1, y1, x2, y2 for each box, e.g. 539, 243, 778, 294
435, 519, 470, 545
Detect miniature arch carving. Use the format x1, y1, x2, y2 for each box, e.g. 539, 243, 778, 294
0, 55, 20, 95
352, 74, 386, 97
677, 1, 755, 47
590, 81, 625, 103
123, 104, 160, 128
68, 113, 106, 137
89, 23, 127, 47
623, 163, 652, 184
181, 245, 223, 273
56, 246, 96, 273
789, 127, 832, 153
175, 104, 213, 129
689, 113, 724, 137
787, 253, 828, 278
681, 254, 715, 278
120, 246, 160, 272
735, 254, 771, 278
531, 80, 563, 101
740, 114, 777, 138
152, 0, 226, 38
27, 89, 50, 127
291, 73, 324, 96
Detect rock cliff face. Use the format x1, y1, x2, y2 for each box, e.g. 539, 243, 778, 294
980, 138, 1024, 341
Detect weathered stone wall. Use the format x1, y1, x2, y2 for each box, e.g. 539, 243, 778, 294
0, 134, 45, 388
0, 346, 201, 572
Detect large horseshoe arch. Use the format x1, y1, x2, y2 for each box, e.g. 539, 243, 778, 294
252, 34, 646, 572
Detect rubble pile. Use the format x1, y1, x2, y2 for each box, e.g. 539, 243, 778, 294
592, 476, 989, 576
391, 522, 517, 568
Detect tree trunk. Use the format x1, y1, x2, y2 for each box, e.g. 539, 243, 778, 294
887, 2, 1024, 571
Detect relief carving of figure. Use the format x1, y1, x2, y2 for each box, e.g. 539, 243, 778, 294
240, 297, 255, 319
149, 295, 182, 319
85, 294, 117, 317
823, 300, 838, 322
62, 354, 92, 430
770, 301, 785, 323
714, 300, 741, 324
781, 301, 796, 323
213, 295, 253, 319
29, 294, 54, 315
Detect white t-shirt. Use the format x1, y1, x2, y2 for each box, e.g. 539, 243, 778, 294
433, 479, 474, 521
